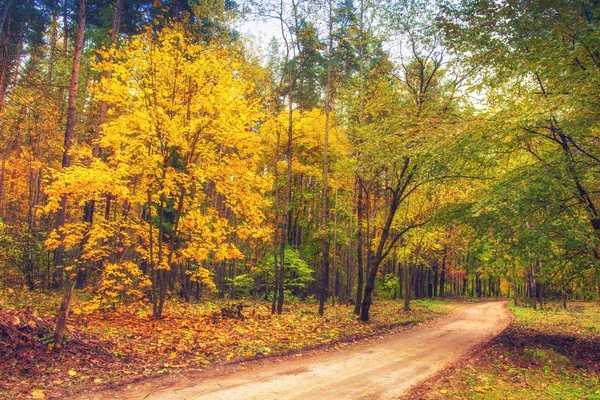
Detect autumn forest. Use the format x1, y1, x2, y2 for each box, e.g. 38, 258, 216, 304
1, 0, 600, 398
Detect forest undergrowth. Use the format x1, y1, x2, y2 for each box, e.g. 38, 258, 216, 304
405, 302, 600, 400
0, 287, 450, 399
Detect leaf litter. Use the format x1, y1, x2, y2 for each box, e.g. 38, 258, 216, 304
0, 295, 450, 399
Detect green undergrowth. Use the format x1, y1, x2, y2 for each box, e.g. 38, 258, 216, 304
406, 301, 600, 400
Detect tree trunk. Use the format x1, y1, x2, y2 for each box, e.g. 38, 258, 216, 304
597, 274, 600, 304
346, 238, 352, 304
0, 14, 12, 114
397, 259, 403, 300
0, 0, 12, 36
529, 262, 536, 310
360, 159, 415, 321
154, 194, 168, 318
462, 263, 468, 297
403, 262, 413, 312
432, 258, 438, 297
414, 265, 421, 299
271, 114, 281, 314
360, 253, 376, 321
331, 187, 338, 306
318, 0, 333, 316
277, 66, 294, 315
147, 190, 157, 314
354, 178, 364, 315
54, 280, 75, 347
513, 266, 518, 306
439, 248, 446, 297
53, 0, 86, 287
353, 0, 367, 315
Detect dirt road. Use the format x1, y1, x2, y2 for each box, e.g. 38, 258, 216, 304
93, 301, 511, 400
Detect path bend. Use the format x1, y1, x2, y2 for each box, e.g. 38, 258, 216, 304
91, 301, 511, 400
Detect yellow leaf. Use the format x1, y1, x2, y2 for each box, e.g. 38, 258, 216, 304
94, 378, 102, 384
68, 369, 77, 377
169, 351, 178, 359
31, 389, 45, 399
440, 389, 448, 394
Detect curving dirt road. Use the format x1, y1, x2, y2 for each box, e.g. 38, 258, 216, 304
90, 301, 511, 400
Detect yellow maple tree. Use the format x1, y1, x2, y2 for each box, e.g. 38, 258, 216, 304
44, 23, 270, 317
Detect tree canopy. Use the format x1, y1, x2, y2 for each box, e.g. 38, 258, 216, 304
0, 0, 598, 326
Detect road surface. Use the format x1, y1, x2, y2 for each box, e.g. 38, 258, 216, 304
90, 301, 511, 400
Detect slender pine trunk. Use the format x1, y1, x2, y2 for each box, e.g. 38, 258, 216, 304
53, 0, 86, 348
354, 179, 364, 315
318, 0, 333, 316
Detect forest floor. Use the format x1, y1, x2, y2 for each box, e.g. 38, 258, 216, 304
404, 301, 600, 399
0, 287, 452, 400
84, 300, 510, 400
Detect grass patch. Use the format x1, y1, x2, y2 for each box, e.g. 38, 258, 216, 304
412, 299, 449, 310
405, 301, 600, 400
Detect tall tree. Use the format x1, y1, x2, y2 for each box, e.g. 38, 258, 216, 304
318, 0, 333, 316
440, 0, 600, 297
54, 0, 87, 346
